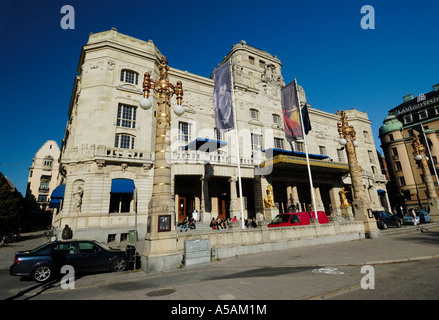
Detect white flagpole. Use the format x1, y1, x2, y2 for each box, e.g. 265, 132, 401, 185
295, 79, 318, 219
229, 59, 246, 229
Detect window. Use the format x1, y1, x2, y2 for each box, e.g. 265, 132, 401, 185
272, 114, 280, 124
120, 69, 139, 85
295, 141, 304, 152
250, 109, 259, 120
121, 233, 129, 242
337, 149, 344, 162
403, 114, 413, 124
249, 56, 255, 64
274, 138, 284, 149
388, 133, 394, 141
107, 234, 116, 243
251, 133, 262, 151
109, 193, 132, 213
363, 130, 370, 139
117, 104, 136, 129
408, 129, 414, 137
391, 147, 398, 156
178, 122, 192, 142
259, 60, 265, 68
418, 110, 428, 120
399, 176, 406, 186
214, 127, 225, 141
115, 134, 135, 149
39, 181, 49, 190
395, 161, 402, 171
319, 146, 326, 156
38, 195, 47, 202
368, 150, 374, 163
78, 242, 100, 254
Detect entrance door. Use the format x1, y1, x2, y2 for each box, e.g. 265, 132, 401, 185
178, 196, 186, 222
218, 198, 227, 220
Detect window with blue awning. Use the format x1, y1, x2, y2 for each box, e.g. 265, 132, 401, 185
110, 179, 135, 193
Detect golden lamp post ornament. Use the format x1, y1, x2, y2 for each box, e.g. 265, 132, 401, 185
139, 57, 185, 272
412, 136, 439, 218
337, 111, 380, 238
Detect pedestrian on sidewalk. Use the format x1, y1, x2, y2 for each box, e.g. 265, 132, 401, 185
411, 208, 418, 226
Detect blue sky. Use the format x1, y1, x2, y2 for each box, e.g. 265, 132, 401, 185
1, 0, 438, 196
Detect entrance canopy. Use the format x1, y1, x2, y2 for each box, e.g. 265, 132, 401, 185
184, 138, 227, 152
259, 154, 350, 175
263, 148, 329, 160
111, 179, 135, 193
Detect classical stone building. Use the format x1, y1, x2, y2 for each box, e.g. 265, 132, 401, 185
26, 140, 61, 211
379, 84, 439, 215
52, 29, 388, 243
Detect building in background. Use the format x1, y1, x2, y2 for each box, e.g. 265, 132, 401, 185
53, 29, 388, 243
379, 83, 439, 215
26, 140, 61, 211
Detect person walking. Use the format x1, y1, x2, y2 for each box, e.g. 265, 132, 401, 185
411, 208, 418, 226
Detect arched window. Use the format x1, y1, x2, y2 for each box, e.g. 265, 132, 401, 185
250, 108, 259, 120
120, 69, 139, 85
115, 134, 135, 149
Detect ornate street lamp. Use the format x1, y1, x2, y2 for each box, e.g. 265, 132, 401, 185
337, 111, 380, 238
139, 57, 184, 272
412, 135, 439, 218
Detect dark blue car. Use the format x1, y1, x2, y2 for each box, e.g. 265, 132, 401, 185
373, 211, 402, 230
10, 240, 128, 282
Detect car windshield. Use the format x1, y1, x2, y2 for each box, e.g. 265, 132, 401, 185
94, 241, 112, 251
271, 215, 290, 223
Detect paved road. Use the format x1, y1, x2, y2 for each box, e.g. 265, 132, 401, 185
1, 223, 438, 301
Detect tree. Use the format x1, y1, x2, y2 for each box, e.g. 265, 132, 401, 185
0, 183, 22, 234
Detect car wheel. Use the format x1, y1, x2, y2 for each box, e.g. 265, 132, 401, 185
32, 265, 52, 283
110, 257, 127, 272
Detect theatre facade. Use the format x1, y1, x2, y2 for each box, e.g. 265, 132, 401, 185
51, 29, 389, 243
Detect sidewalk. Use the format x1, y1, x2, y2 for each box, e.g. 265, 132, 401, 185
11, 223, 438, 300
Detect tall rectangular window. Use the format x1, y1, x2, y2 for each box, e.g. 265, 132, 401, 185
117, 104, 136, 129
251, 133, 262, 151
319, 146, 326, 156
274, 138, 284, 149
178, 122, 192, 142
368, 150, 375, 163
337, 149, 344, 162
295, 141, 304, 152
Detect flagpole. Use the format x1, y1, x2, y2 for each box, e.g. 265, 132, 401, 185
295, 79, 318, 219
229, 58, 246, 229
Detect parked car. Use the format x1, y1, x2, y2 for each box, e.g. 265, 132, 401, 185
267, 211, 329, 228
373, 211, 401, 229
10, 240, 129, 283
403, 210, 431, 225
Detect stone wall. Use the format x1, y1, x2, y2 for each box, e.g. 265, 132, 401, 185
176, 222, 365, 263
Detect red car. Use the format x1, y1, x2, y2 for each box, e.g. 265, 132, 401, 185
267, 211, 329, 228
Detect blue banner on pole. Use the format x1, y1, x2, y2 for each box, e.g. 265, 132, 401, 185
213, 61, 234, 131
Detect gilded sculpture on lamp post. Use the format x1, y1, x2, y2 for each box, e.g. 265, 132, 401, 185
139, 57, 185, 272
412, 135, 439, 218
337, 111, 380, 238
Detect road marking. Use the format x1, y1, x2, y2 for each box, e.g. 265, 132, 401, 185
312, 267, 344, 275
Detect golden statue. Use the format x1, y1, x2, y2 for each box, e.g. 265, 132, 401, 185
264, 184, 275, 208
339, 187, 350, 208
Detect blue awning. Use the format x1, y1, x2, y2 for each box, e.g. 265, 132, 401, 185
111, 179, 135, 193
48, 198, 61, 208
51, 184, 66, 199
184, 138, 227, 152
263, 148, 330, 160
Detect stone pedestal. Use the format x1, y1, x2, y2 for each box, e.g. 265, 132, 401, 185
352, 198, 381, 239
339, 206, 354, 221
264, 207, 279, 221
428, 199, 439, 221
